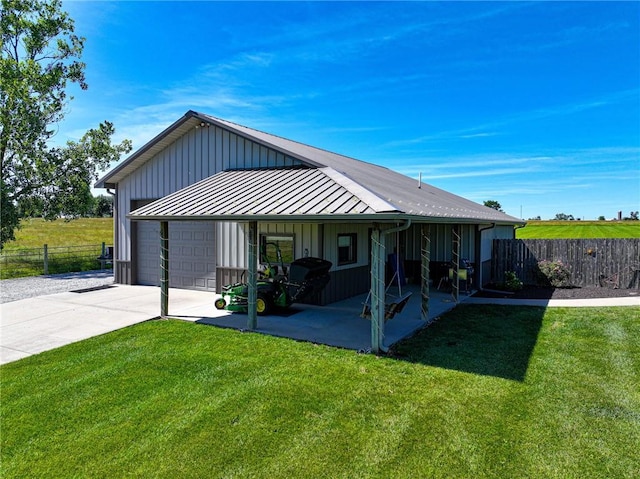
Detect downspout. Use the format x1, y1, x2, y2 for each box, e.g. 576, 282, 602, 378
371, 218, 412, 354
106, 188, 118, 283
478, 222, 496, 234
382, 218, 413, 238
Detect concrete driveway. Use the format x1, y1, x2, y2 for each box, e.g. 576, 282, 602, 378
0, 285, 215, 365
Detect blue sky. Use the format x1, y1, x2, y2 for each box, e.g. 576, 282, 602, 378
59, 1, 639, 220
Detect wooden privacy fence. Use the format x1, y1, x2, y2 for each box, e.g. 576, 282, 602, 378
492, 239, 640, 289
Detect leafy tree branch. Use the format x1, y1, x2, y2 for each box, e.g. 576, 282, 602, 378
1, 0, 131, 249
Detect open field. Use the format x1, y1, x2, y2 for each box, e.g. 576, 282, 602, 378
2, 218, 113, 251
0, 218, 114, 279
2, 305, 638, 478
517, 220, 640, 239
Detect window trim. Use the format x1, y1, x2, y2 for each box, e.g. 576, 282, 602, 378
337, 233, 357, 266
260, 233, 295, 265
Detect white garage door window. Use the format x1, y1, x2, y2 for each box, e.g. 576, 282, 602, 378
136, 221, 217, 291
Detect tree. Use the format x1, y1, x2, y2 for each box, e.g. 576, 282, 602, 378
0, 0, 131, 249
92, 194, 113, 217
554, 213, 574, 221
598, 215, 606, 221
483, 200, 504, 212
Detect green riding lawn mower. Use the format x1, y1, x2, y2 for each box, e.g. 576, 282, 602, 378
214, 243, 332, 315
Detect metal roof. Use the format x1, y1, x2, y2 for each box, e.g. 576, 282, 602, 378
129, 167, 400, 221
200, 114, 521, 223
104, 110, 523, 224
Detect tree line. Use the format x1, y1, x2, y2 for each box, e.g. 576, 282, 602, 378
483, 201, 639, 221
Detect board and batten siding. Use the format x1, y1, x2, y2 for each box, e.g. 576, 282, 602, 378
215, 223, 323, 270
404, 223, 475, 262
115, 124, 305, 263
322, 223, 371, 271
479, 224, 515, 287
259, 223, 323, 260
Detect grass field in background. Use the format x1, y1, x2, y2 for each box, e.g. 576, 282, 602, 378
2, 218, 113, 251
516, 220, 640, 239
2, 305, 638, 478
0, 218, 114, 279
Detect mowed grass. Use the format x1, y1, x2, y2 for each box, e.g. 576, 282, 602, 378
2, 217, 113, 251
2, 305, 638, 478
517, 220, 640, 239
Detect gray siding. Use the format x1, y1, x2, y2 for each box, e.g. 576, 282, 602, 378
479, 224, 515, 286
217, 222, 246, 269
405, 224, 475, 262
321, 266, 370, 305
322, 223, 371, 271
260, 223, 322, 260
116, 125, 305, 263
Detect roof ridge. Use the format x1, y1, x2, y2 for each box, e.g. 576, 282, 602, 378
197, 112, 388, 170
319, 167, 399, 213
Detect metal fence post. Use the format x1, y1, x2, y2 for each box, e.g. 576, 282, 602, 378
43, 244, 48, 275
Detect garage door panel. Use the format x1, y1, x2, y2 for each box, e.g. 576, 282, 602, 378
136, 221, 216, 291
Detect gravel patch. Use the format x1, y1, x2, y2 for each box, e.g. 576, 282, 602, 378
0, 270, 114, 304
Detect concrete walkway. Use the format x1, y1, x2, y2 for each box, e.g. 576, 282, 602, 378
465, 295, 640, 307
1, 284, 638, 365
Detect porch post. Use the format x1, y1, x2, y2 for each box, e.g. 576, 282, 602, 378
247, 221, 258, 330
451, 225, 461, 303
370, 227, 385, 353
160, 221, 169, 318
420, 224, 430, 320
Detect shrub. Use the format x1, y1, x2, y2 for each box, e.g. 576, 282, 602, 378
501, 271, 523, 291
537, 260, 572, 288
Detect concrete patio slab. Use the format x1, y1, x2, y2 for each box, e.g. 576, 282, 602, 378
187, 286, 460, 352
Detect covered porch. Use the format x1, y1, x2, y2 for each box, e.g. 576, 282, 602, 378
128, 167, 486, 354
172, 285, 471, 351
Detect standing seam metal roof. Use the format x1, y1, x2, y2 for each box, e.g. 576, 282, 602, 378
129, 168, 390, 219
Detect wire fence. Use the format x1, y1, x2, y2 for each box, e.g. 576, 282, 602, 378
0, 243, 113, 280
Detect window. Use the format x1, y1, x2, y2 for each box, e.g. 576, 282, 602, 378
337, 233, 357, 265
260, 234, 294, 265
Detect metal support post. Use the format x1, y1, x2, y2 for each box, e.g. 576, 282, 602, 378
160, 221, 169, 317
247, 221, 258, 330
452, 225, 461, 303
370, 227, 385, 353
420, 224, 430, 320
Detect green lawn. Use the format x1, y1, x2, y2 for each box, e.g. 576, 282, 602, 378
2, 217, 113, 251
2, 305, 639, 478
517, 220, 640, 239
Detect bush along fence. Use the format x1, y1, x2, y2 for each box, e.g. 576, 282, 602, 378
492, 238, 640, 289
0, 243, 113, 280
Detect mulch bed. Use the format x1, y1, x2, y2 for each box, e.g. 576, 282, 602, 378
473, 284, 639, 300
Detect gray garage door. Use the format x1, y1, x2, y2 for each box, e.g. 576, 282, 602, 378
136, 221, 217, 291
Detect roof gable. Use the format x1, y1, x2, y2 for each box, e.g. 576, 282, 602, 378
103, 110, 522, 224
